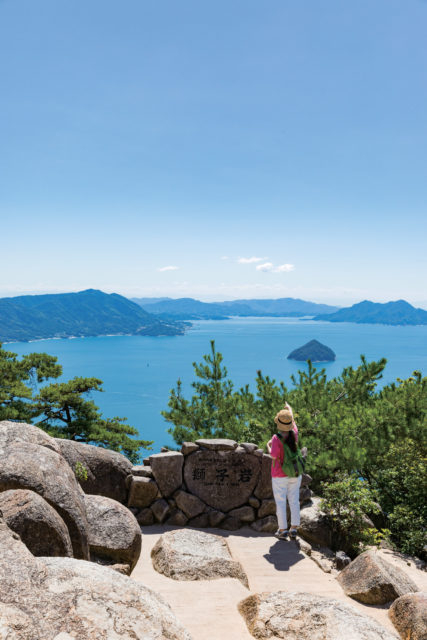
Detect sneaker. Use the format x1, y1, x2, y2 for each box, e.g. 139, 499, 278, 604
275, 529, 289, 540
289, 528, 298, 539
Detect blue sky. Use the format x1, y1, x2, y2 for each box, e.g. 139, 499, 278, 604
1, 0, 426, 306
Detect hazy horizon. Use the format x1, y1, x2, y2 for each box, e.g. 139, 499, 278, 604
1, 287, 427, 311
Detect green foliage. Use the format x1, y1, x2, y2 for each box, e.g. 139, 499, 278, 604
163, 340, 426, 558
0, 345, 61, 422
371, 440, 427, 557
162, 340, 252, 444
320, 473, 382, 555
0, 343, 151, 464
74, 461, 88, 482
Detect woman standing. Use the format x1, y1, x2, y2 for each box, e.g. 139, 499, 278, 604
267, 403, 303, 540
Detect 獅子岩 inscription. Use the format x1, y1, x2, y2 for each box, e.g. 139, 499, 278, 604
184, 450, 261, 511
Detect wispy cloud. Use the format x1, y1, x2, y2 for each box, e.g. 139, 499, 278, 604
220, 256, 229, 260
237, 256, 267, 264
157, 265, 179, 272
256, 262, 295, 273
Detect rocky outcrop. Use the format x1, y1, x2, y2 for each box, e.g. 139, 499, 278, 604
149, 451, 184, 497
0, 440, 89, 559
337, 550, 419, 604
388, 592, 427, 640
84, 494, 142, 572
0, 489, 72, 557
55, 437, 133, 503
238, 591, 398, 639
151, 529, 249, 588
0, 420, 60, 454
0, 514, 192, 639
298, 497, 333, 548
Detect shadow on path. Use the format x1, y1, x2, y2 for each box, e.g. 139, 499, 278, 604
263, 540, 305, 571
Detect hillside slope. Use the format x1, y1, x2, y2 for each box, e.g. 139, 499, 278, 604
0, 289, 184, 342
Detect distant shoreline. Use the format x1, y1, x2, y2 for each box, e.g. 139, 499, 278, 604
5, 313, 427, 346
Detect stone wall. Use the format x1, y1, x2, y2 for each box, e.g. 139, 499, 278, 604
127, 439, 312, 532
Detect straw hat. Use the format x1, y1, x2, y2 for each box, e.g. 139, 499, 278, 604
274, 409, 294, 432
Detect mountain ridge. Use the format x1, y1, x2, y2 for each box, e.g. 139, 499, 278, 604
314, 299, 427, 326
0, 289, 185, 343
132, 297, 339, 320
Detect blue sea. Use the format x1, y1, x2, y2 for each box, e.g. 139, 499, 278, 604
8, 318, 427, 455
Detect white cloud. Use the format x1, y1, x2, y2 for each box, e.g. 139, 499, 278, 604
220, 256, 229, 260
238, 256, 267, 264
274, 264, 295, 273
157, 265, 179, 272
256, 262, 295, 273
256, 262, 274, 272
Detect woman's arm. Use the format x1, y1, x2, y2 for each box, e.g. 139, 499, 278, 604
267, 438, 272, 454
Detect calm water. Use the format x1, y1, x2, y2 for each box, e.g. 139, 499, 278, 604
8, 318, 427, 454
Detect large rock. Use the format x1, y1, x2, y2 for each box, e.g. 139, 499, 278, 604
0, 515, 192, 639
184, 449, 260, 511
174, 490, 206, 519
0, 440, 89, 559
149, 451, 184, 497
55, 437, 133, 503
84, 494, 142, 572
298, 497, 333, 548
127, 476, 159, 508
238, 591, 398, 639
253, 454, 273, 500
0, 420, 61, 454
337, 550, 419, 604
0, 489, 72, 557
389, 592, 427, 640
151, 529, 248, 587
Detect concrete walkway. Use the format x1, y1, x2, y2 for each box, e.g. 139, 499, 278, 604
132, 525, 423, 640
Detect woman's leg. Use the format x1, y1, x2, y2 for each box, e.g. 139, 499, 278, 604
272, 477, 289, 530
287, 475, 302, 528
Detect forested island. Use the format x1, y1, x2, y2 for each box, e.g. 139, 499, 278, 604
0, 289, 185, 343
314, 299, 427, 326
287, 339, 336, 362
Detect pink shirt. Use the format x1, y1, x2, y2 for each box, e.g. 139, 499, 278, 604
270, 425, 299, 477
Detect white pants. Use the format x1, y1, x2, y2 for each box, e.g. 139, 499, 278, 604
272, 475, 302, 530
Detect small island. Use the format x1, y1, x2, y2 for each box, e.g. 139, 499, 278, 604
287, 339, 336, 362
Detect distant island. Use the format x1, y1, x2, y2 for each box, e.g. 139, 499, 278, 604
132, 297, 339, 320
0, 289, 185, 343
287, 339, 336, 362
314, 300, 427, 326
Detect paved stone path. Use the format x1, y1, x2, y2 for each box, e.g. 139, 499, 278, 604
133, 525, 424, 640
